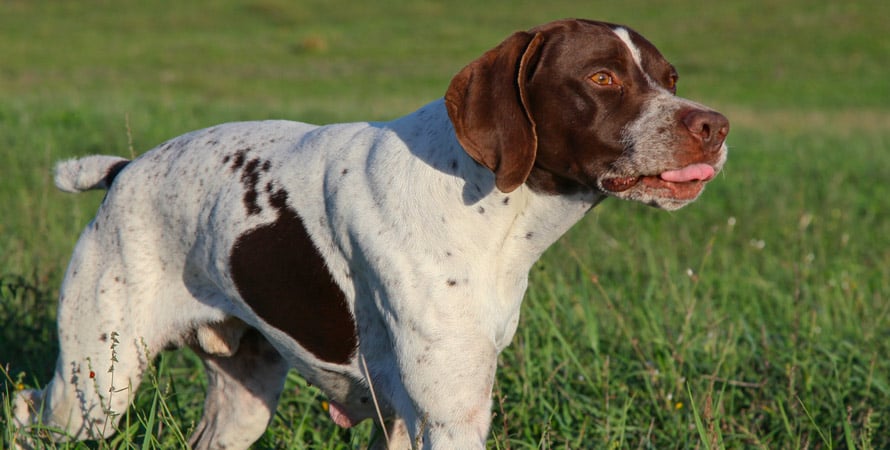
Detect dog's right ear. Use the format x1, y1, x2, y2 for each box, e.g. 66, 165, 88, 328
445, 31, 544, 193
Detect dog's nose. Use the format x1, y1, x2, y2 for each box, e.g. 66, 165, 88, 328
682, 109, 729, 152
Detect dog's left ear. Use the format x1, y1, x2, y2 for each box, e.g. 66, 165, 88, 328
445, 31, 544, 193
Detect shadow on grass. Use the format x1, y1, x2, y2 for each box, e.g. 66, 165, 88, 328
0, 274, 59, 388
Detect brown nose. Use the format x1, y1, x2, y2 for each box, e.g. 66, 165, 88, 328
682, 109, 729, 152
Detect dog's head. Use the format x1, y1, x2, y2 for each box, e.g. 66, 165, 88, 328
445, 19, 728, 210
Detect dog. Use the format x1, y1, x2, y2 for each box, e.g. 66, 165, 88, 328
12, 19, 728, 449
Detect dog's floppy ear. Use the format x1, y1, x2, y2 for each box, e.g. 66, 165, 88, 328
445, 31, 544, 193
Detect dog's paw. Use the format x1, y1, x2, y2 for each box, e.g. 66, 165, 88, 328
10, 389, 44, 450
196, 317, 247, 357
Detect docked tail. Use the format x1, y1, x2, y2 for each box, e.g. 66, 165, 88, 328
54, 155, 130, 193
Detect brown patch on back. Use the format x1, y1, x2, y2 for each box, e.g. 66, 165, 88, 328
230, 190, 357, 364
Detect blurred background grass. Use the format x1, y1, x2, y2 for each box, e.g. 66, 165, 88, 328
2, 0, 888, 448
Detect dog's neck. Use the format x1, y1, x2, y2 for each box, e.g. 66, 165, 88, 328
389, 99, 603, 260
380, 100, 604, 348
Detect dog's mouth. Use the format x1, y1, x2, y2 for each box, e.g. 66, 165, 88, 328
601, 163, 716, 201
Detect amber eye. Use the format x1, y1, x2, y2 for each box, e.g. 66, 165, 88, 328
667, 75, 678, 92
591, 71, 615, 86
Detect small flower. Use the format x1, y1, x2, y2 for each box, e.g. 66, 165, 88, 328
321, 401, 330, 412
16, 382, 25, 391
675, 402, 684, 410
89, 371, 96, 379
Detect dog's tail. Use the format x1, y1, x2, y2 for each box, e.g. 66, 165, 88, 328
54, 155, 131, 193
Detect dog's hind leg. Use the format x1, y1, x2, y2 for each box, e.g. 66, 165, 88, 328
11, 216, 224, 445
188, 326, 290, 450
12, 228, 160, 443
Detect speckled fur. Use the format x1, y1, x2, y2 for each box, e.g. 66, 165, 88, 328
12, 19, 727, 450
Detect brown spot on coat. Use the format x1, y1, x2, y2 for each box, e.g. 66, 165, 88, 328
230, 205, 357, 364
232, 156, 272, 216
230, 148, 250, 170
269, 188, 289, 210
104, 160, 130, 188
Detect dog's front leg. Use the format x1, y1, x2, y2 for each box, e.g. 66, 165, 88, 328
390, 326, 497, 449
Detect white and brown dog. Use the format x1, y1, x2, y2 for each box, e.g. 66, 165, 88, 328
13, 19, 727, 449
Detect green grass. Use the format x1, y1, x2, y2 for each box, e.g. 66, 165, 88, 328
2, 0, 889, 448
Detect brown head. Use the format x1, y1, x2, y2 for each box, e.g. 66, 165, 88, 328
445, 19, 728, 210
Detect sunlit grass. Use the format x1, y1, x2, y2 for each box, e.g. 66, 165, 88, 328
2, 0, 889, 448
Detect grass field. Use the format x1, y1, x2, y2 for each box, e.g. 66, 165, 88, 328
2, 0, 889, 448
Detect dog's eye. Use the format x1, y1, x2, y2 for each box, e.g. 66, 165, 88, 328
667, 75, 678, 93
591, 72, 615, 86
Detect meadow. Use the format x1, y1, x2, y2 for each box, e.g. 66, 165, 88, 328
2, 0, 889, 448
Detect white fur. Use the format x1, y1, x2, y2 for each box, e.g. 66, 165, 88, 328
53, 155, 128, 193
612, 27, 643, 69
612, 26, 664, 92
13, 101, 600, 449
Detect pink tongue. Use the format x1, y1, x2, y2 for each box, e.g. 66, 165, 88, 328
328, 401, 355, 428
659, 164, 715, 183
